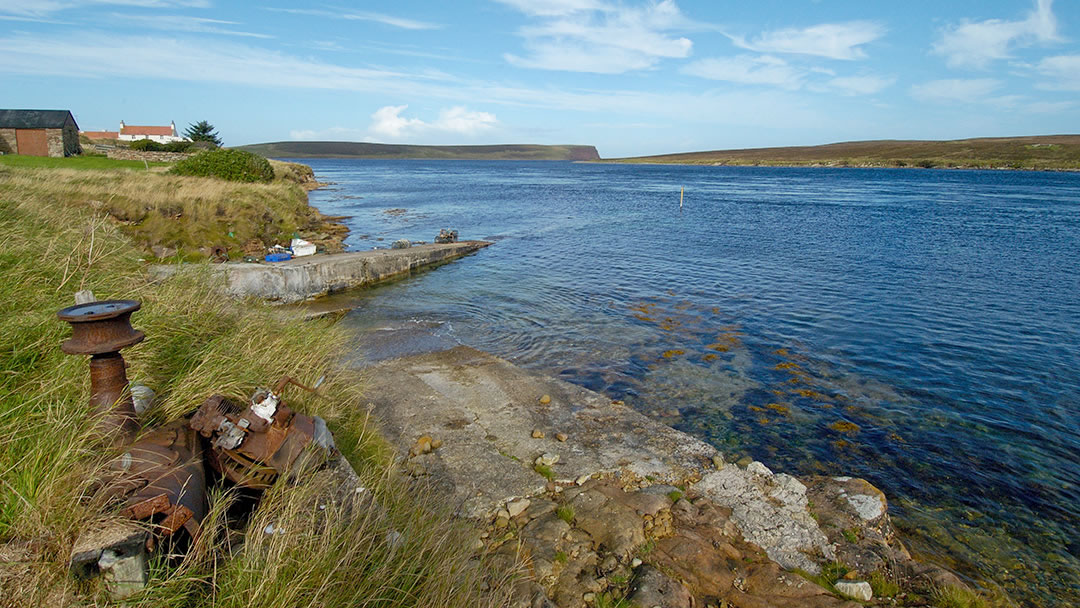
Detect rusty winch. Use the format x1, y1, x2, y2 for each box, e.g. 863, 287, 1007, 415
62, 298, 338, 594
189, 377, 336, 490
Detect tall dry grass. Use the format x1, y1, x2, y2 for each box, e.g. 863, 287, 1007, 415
0, 167, 517, 606
0, 165, 320, 259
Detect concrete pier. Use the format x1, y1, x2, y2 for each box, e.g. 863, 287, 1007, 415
151, 241, 492, 303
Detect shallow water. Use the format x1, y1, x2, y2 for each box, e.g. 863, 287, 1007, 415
298, 159, 1080, 605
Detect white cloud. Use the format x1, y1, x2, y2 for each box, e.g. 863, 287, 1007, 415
909, 78, 1002, 103
367, 105, 497, 140
0, 0, 208, 17
826, 75, 895, 96
681, 55, 803, 89
729, 21, 885, 60
493, 0, 608, 17
933, 0, 1061, 69
265, 8, 441, 30
0, 31, 828, 130
502, 0, 693, 74
1035, 54, 1080, 90
111, 13, 271, 38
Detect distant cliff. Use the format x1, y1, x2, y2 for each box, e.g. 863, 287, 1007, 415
237, 141, 600, 161
604, 135, 1080, 170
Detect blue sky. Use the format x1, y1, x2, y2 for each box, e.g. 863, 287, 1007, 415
2, 0, 1078, 157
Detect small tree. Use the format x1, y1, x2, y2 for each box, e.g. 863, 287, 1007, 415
184, 120, 223, 147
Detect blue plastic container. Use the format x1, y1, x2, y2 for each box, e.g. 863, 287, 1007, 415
265, 252, 292, 263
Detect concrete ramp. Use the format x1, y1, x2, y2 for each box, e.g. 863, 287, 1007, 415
361, 346, 718, 518
152, 241, 491, 303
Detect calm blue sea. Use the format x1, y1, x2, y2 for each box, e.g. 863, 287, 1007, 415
295, 159, 1080, 605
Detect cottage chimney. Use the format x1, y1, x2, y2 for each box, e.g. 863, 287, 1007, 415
119, 120, 125, 131
170, 120, 176, 136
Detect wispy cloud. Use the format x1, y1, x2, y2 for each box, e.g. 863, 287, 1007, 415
493, 0, 608, 18
729, 21, 885, 60
0, 30, 825, 130
502, 0, 693, 74
825, 75, 895, 96
909, 78, 1002, 103
265, 8, 441, 30
682, 55, 803, 89
0, 0, 209, 17
111, 13, 272, 38
1035, 54, 1080, 90
932, 0, 1061, 69
366, 105, 498, 140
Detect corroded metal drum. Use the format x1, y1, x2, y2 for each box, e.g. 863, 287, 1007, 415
58, 300, 144, 442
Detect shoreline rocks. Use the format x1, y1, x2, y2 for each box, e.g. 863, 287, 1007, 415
360, 345, 980, 607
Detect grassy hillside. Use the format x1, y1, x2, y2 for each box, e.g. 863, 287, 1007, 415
0, 165, 513, 606
237, 141, 600, 161
606, 135, 1080, 170
0, 160, 345, 260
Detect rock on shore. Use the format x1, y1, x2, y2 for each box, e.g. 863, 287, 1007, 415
360, 346, 968, 607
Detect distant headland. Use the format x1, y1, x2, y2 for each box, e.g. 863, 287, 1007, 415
236, 141, 600, 161
602, 135, 1080, 171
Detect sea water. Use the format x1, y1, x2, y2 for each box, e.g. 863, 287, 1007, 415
295, 159, 1080, 605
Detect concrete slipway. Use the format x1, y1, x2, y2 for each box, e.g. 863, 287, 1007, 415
150, 241, 492, 304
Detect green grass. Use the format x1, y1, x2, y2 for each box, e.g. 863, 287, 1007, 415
0, 173, 514, 606
869, 570, 900, 598
666, 490, 684, 502
534, 464, 555, 481
933, 584, 990, 608
0, 164, 328, 260
0, 154, 168, 170
555, 505, 575, 524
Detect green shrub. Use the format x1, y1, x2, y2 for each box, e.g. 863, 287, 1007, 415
164, 140, 192, 153
170, 149, 274, 183
130, 138, 164, 152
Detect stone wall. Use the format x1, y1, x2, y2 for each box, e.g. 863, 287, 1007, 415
106, 149, 194, 162
47, 128, 65, 158
0, 129, 13, 155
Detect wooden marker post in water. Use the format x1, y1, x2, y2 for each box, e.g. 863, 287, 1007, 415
680, 187, 684, 212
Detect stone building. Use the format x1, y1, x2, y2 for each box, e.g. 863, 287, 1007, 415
0, 109, 82, 157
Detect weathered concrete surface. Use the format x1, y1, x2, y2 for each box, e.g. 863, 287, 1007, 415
362, 346, 718, 518
363, 346, 970, 607
151, 240, 491, 303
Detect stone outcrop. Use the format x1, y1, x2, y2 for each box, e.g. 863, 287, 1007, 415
362, 346, 973, 607
106, 149, 194, 162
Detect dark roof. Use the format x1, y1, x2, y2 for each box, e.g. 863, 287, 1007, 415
0, 109, 77, 130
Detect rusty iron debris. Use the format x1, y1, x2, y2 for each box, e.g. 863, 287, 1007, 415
60, 298, 340, 597
57, 300, 145, 444
189, 380, 336, 490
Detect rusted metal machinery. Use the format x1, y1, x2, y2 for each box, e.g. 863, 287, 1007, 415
61, 299, 337, 596
189, 377, 335, 490
57, 300, 144, 443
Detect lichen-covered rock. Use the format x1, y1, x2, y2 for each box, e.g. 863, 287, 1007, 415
695, 462, 834, 573
626, 565, 693, 608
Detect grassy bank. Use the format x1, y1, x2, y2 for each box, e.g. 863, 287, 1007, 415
0, 167, 514, 606
605, 135, 1080, 171
0, 154, 168, 171
0, 162, 344, 261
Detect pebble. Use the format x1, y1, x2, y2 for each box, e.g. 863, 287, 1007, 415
430, 438, 443, 450
539, 394, 552, 405
536, 453, 560, 466
494, 516, 509, 529
507, 498, 531, 518
556, 432, 568, 442
576, 474, 591, 486
532, 429, 545, 439
582, 592, 596, 603
834, 580, 873, 601
711, 454, 725, 469
631, 558, 643, 568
